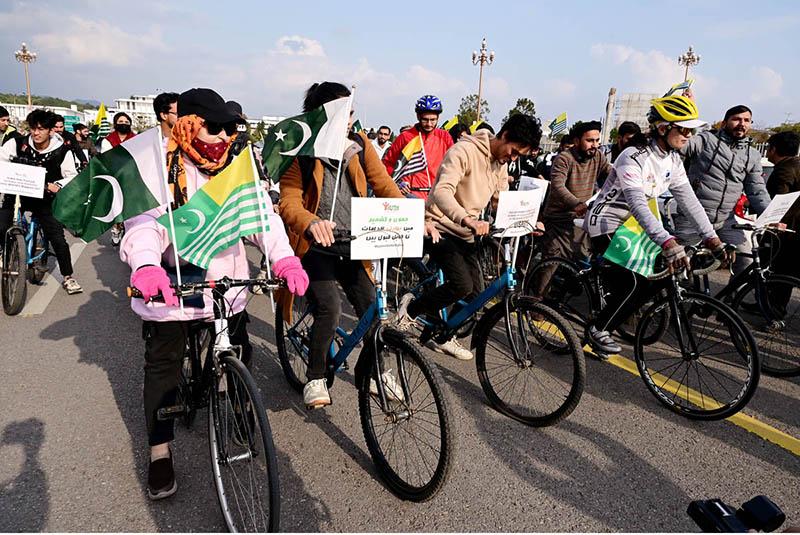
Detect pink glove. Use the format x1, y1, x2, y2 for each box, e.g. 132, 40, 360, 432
130, 265, 179, 307
272, 256, 309, 296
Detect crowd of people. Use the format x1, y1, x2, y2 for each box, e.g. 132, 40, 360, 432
1, 82, 798, 503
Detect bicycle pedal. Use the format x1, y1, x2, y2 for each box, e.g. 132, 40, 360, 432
156, 404, 186, 420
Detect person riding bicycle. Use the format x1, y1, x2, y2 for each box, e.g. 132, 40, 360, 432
382, 95, 454, 199
395, 113, 543, 359
0, 109, 82, 294
583, 95, 725, 355
279, 81, 407, 410
120, 88, 309, 501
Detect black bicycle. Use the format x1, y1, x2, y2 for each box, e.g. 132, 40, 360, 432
693, 223, 800, 377
129, 276, 283, 532
524, 247, 761, 420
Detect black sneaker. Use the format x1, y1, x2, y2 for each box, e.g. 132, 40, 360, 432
147, 452, 177, 500
585, 326, 622, 355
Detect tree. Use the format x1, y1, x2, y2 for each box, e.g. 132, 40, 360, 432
249, 121, 267, 143
502, 98, 536, 124
457, 94, 490, 127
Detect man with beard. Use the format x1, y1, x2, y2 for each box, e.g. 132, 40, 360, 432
530, 121, 610, 297
672, 104, 770, 275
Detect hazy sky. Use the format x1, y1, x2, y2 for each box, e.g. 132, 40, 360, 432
1, 0, 797, 130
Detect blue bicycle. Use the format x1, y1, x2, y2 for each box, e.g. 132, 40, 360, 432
2, 201, 51, 315
276, 231, 454, 502
398, 224, 586, 427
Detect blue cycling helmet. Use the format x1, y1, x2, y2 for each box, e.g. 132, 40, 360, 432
415, 95, 443, 114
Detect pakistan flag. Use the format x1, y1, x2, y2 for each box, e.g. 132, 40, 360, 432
261, 96, 351, 181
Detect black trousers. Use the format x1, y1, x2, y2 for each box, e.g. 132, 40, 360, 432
407, 235, 483, 319
0, 195, 74, 277
768, 233, 799, 315
142, 312, 251, 446
302, 249, 376, 381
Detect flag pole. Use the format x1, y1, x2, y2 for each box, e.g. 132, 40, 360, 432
418, 131, 432, 189
248, 145, 276, 312
328, 85, 356, 223
157, 130, 185, 315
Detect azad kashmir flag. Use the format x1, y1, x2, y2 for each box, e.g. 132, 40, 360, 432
53, 127, 168, 242
603, 198, 663, 277
261, 96, 351, 182
159, 146, 269, 269
91, 102, 112, 142
441, 115, 459, 131
392, 135, 427, 182
548, 112, 568, 136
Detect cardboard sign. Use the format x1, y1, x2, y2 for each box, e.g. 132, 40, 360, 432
494, 188, 547, 237
0, 161, 46, 199
755, 191, 800, 228
350, 198, 425, 260
518, 175, 548, 193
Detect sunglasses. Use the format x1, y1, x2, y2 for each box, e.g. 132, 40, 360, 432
672, 126, 696, 137
205, 121, 238, 136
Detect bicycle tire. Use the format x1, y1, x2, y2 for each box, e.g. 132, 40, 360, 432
275, 294, 312, 393
634, 291, 760, 420
522, 257, 591, 354
2, 232, 27, 315
208, 354, 280, 532
474, 297, 586, 426
731, 274, 800, 377
27, 226, 48, 285
358, 327, 453, 502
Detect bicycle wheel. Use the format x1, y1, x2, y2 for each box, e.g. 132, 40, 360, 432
616, 292, 670, 345
208, 354, 280, 532
2, 232, 27, 316
522, 257, 591, 353
634, 292, 760, 420
27, 226, 48, 285
358, 328, 453, 502
731, 274, 800, 377
474, 296, 585, 426
275, 294, 312, 393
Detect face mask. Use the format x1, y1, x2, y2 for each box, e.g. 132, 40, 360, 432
115, 123, 131, 135
191, 137, 229, 162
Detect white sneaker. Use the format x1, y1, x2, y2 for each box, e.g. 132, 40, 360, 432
303, 379, 331, 409
110, 225, 122, 246
62, 277, 83, 295
394, 292, 416, 331
369, 369, 405, 402
252, 268, 268, 295
426, 337, 473, 360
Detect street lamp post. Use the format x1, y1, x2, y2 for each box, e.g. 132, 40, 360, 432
677, 45, 700, 82
471, 38, 494, 123
14, 42, 38, 110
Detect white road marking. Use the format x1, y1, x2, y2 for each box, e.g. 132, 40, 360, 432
21, 242, 87, 316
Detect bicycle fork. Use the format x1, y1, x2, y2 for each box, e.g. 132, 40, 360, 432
668, 281, 702, 361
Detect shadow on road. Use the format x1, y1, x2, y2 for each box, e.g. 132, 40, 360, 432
0, 418, 49, 532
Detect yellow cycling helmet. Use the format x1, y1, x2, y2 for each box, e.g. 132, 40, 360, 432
648, 95, 706, 128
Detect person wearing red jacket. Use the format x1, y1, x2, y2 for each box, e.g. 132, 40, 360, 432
382, 95, 453, 200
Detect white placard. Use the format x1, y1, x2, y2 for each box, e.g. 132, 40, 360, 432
755, 191, 800, 228
494, 189, 547, 237
0, 161, 46, 199
350, 197, 425, 260
518, 175, 549, 193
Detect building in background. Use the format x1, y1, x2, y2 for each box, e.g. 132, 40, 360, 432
613, 92, 659, 131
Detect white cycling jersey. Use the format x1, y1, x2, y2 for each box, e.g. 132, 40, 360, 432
585, 141, 715, 246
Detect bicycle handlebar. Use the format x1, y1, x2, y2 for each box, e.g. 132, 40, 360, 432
127, 276, 286, 301
732, 222, 796, 234
646, 246, 730, 281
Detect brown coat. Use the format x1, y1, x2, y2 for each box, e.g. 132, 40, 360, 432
278, 131, 403, 316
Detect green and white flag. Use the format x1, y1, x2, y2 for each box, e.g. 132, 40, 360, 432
261, 96, 351, 181
158, 146, 269, 269
53, 127, 169, 242
603, 198, 663, 277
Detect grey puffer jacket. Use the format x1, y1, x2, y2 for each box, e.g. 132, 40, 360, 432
679, 129, 770, 227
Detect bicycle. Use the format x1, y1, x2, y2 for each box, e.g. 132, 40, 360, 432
275, 229, 454, 502
524, 246, 761, 420
129, 276, 283, 532
2, 199, 53, 315
692, 223, 800, 377
398, 223, 586, 428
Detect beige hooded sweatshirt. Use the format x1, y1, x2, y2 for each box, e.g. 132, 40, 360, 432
425, 130, 508, 241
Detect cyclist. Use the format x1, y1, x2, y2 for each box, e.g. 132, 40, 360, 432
673, 103, 770, 275
382, 95, 453, 199
0, 109, 82, 294
583, 95, 725, 355
395, 113, 543, 360
279, 81, 407, 409
120, 88, 309, 500
101, 112, 137, 245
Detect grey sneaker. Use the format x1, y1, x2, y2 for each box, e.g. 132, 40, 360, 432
147, 450, 177, 500
585, 326, 621, 356
303, 379, 331, 409
62, 277, 83, 295
394, 293, 416, 331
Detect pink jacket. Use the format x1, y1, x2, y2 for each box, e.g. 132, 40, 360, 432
120, 156, 294, 322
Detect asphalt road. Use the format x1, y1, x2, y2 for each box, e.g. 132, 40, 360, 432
0, 235, 798, 532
